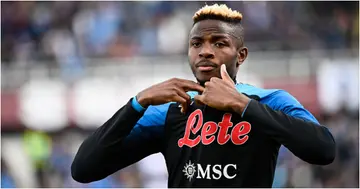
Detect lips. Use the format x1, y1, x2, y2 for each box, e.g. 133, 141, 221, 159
198, 66, 216, 71
196, 61, 218, 72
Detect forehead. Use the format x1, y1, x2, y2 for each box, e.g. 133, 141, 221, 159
189, 19, 236, 39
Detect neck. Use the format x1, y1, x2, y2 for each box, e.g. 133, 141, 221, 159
197, 77, 237, 87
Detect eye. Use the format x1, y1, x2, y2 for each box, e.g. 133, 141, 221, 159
215, 42, 226, 48
191, 42, 201, 48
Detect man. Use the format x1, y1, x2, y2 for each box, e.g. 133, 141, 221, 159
71, 4, 336, 187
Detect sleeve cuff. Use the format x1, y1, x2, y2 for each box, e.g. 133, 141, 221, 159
131, 96, 146, 113
241, 99, 252, 118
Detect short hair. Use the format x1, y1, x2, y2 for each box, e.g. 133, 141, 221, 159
192, 4, 244, 47
192, 4, 243, 25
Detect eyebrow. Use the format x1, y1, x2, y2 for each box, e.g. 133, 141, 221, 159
190, 34, 231, 40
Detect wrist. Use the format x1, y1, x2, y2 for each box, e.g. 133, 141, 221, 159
230, 94, 251, 115
136, 93, 150, 108
132, 96, 147, 113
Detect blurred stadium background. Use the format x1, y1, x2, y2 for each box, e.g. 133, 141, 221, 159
1, 1, 359, 188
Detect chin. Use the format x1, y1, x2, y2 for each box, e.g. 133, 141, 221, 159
196, 75, 217, 86
192, 69, 220, 85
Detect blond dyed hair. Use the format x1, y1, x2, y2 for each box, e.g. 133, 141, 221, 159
193, 4, 243, 24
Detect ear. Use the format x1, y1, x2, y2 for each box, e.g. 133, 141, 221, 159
236, 47, 248, 67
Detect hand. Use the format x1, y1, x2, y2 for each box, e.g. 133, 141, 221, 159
136, 78, 204, 113
194, 64, 250, 113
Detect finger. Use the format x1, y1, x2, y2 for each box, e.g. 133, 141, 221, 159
220, 64, 235, 86
204, 81, 211, 88
171, 95, 187, 106
177, 79, 205, 92
194, 95, 205, 106
181, 102, 188, 114
174, 87, 191, 102
168, 86, 191, 113
210, 77, 218, 83
173, 87, 191, 112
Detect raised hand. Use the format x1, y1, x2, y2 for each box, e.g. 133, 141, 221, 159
136, 78, 204, 113
194, 64, 250, 112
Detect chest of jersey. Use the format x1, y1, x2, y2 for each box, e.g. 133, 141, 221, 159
162, 102, 276, 187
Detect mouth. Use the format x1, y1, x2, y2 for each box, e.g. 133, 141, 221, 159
196, 61, 218, 72
197, 66, 216, 72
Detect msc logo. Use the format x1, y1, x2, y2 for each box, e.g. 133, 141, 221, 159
182, 160, 237, 181
178, 109, 252, 148
183, 161, 197, 181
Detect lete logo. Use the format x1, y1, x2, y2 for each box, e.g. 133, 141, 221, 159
178, 109, 251, 148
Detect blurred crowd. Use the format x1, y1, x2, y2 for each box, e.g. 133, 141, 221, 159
1, 1, 358, 65
1, 1, 359, 188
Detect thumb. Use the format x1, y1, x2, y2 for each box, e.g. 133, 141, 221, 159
221, 64, 235, 85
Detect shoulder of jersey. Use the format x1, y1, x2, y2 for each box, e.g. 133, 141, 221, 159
235, 83, 282, 100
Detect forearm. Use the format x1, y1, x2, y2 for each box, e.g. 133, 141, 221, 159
234, 99, 336, 165
71, 98, 144, 182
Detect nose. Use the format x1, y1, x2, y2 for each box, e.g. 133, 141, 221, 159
198, 43, 215, 59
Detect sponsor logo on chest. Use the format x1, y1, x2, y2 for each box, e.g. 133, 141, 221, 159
183, 160, 237, 181
178, 109, 252, 148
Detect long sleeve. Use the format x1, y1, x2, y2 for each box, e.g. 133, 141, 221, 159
241, 90, 336, 165
71, 98, 170, 183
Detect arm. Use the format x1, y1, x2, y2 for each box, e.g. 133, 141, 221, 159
71, 77, 204, 183
234, 90, 336, 165
193, 66, 335, 165
71, 98, 168, 183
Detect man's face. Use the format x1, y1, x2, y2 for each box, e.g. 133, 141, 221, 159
188, 19, 247, 85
